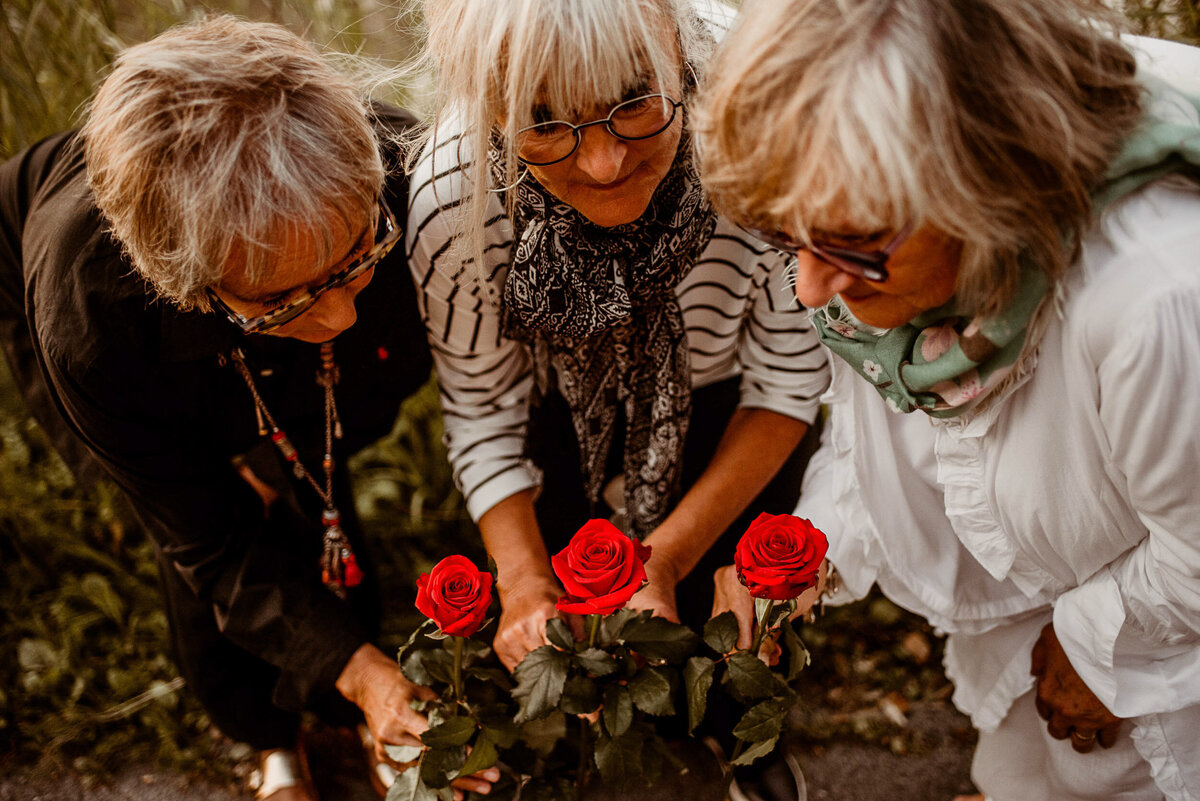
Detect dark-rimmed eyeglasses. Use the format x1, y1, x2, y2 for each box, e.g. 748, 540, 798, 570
743, 222, 915, 283
208, 198, 400, 335
515, 93, 684, 166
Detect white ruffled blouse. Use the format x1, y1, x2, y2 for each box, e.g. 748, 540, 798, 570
796, 64, 1200, 729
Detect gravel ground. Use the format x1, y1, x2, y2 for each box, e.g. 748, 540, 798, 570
0, 702, 977, 801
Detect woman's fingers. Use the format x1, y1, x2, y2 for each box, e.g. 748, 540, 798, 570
450, 766, 502, 795
711, 565, 755, 651
1097, 721, 1122, 749
1046, 712, 1073, 740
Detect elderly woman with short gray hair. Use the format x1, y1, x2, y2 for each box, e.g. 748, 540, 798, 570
0, 16, 494, 800
698, 0, 1200, 798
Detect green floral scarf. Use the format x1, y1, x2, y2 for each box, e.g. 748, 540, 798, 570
815, 81, 1200, 417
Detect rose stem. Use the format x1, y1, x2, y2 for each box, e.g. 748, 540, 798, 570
577, 714, 591, 791
452, 635, 464, 707
750, 599, 773, 657
723, 740, 748, 797
587, 614, 601, 649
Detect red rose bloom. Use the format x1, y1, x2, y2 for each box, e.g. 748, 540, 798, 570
551, 520, 652, 616
734, 513, 828, 601
415, 555, 493, 636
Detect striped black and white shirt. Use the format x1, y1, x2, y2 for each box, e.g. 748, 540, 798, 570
407, 134, 830, 522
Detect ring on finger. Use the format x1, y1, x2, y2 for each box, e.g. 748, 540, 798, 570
1071, 730, 1097, 743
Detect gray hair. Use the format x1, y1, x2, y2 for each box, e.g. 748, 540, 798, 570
409, 0, 719, 287
82, 15, 384, 310
696, 0, 1143, 318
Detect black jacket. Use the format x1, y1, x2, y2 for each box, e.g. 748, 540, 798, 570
0, 104, 432, 708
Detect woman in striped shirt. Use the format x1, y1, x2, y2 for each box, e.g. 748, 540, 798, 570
405, 0, 830, 677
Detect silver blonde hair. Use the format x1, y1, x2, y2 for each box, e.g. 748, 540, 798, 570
697, 0, 1143, 318
82, 15, 384, 310
409, 0, 718, 286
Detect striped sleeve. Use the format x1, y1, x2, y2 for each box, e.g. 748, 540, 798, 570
685, 220, 829, 422
406, 135, 540, 522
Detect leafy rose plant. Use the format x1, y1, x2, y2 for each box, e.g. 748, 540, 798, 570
684, 514, 828, 779
511, 520, 700, 794
392, 555, 520, 801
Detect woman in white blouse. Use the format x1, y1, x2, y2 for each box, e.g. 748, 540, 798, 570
698, 0, 1200, 798
405, 0, 828, 688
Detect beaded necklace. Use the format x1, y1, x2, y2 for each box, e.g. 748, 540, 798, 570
229, 342, 362, 599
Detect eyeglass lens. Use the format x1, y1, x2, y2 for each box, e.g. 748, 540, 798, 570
516, 94, 679, 166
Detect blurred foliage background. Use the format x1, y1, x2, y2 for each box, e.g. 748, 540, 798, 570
1, 0, 1197, 789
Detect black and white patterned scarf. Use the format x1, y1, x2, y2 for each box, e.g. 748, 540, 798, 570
490, 131, 717, 538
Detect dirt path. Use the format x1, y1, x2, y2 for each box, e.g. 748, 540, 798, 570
1, 702, 977, 801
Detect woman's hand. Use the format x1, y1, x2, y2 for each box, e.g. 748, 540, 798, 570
336, 644, 499, 797
711, 561, 826, 662
628, 551, 681, 622
1030, 622, 1122, 753
493, 574, 563, 671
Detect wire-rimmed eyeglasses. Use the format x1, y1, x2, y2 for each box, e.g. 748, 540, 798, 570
742, 222, 915, 283
515, 93, 684, 166
208, 197, 400, 335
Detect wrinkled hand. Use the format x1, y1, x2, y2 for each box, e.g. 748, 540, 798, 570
337, 644, 499, 796
711, 561, 826, 663
494, 574, 563, 672
1031, 622, 1122, 754
628, 554, 681, 623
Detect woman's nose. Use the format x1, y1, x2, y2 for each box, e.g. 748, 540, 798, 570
309, 281, 362, 333
572, 125, 627, 184
792, 252, 855, 309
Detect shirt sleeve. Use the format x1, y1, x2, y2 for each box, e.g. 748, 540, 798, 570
730, 231, 830, 423
1053, 219, 1200, 718
406, 135, 540, 521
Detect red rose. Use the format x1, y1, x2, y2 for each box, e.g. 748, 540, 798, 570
734, 513, 828, 601
551, 520, 652, 616
415, 555, 493, 636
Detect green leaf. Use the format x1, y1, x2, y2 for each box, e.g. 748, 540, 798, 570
575, 647, 618, 676
81, 573, 125, 623
466, 666, 514, 690
599, 608, 641, 644
560, 675, 601, 715
703, 611, 739, 654
732, 699, 785, 743
627, 667, 673, 716
767, 599, 798, 629
421, 716, 476, 749
384, 767, 438, 801
683, 656, 715, 734
602, 684, 633, 737
726, 652, 785, 700
754, 597, 773, 622
420, 745, 466, 788
512, 645, 570, 723
594, 728, 644, 788
461, 636, 494, 663
730, 735, 779, 766
385, 744, 424, 764
621, 616, 700, 663
780, 619, 810, 682
454, 730, 499, 778
476, 710, 520, 748
545, 617, 576, 650
401, 644, 455, 687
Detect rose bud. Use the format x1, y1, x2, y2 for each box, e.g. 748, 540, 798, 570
734, 513, 828, 601
415, 555, 494, 636
552, 519, 652, 616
